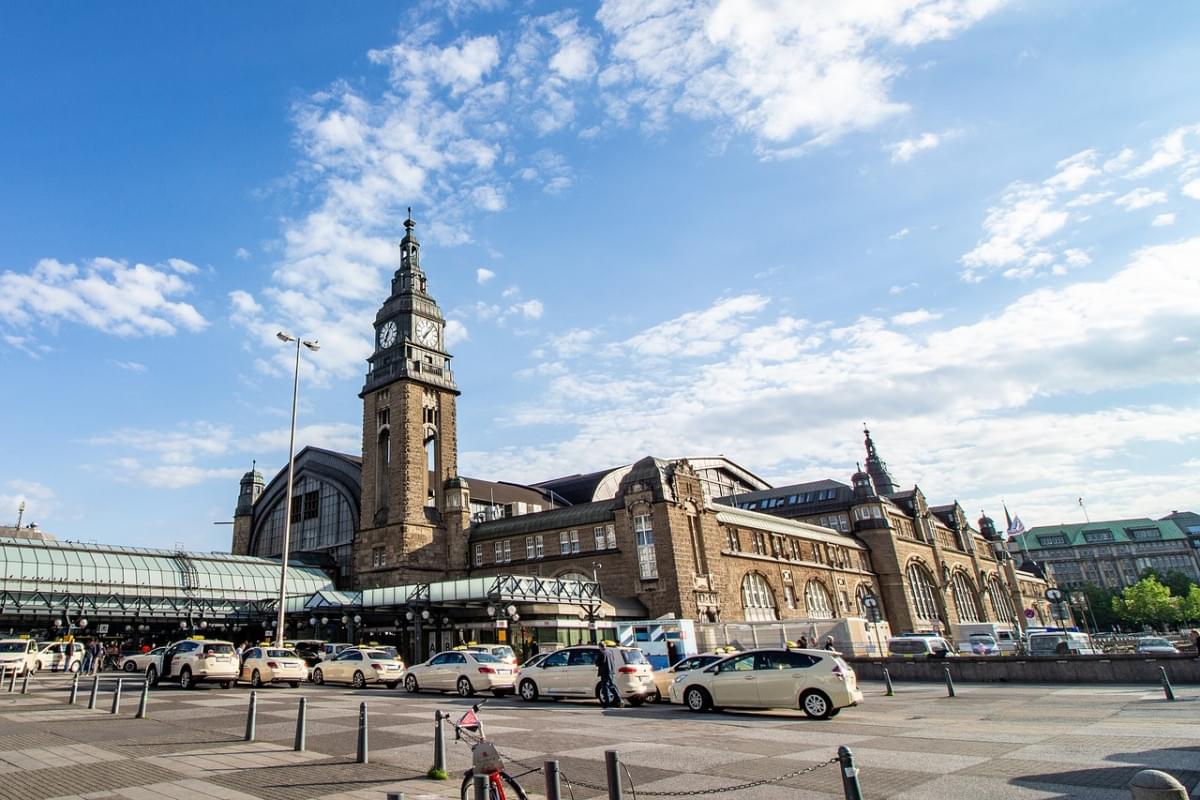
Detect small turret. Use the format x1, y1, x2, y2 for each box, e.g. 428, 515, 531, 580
978, 511, 1000, 542
851, 462, 875, 499
235, 464, 264, 517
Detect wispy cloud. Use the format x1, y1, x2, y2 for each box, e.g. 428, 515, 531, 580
887, 129, 960, 163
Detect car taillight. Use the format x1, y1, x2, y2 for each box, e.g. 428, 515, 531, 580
266, 661, 278, 668
371, 664, 383, 670
618, 666, 637, 674
478, 666, 496, 674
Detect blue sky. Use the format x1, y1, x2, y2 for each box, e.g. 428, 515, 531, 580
2, 0, 1198, 551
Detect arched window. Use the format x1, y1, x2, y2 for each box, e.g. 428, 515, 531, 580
741, 572, 777, 622
804, 580, 834, 619
951, 571, 983, 622
855, 583, 874, 614
988, 574, 1015, 621
906, 562, 939, 622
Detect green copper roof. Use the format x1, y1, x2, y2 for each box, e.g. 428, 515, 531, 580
1014, 518, 1185, 551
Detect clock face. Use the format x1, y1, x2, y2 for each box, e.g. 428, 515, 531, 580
378, 320, 398, 349
415, 319, 439, 347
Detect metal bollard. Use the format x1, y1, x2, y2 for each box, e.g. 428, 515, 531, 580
1159, 667, 1176, 702
244, 690, 258, 741
1129, 768, 1188, 799
883, 667, 895, 697
69, 673, 80, 705
136, 680, 149, 719
356, 702, 368, 764
605, 750, 624, 800
838, 746, 865, 800
7, 667, 16, 693
384, 794, 405, 800
944, 666, 956, 698
432, 710, 447, 775
20, 671, 30, 695
87, 674, 99, 709
110, 678, 123, 715
294, 697, 307, 752
544, 759, 562, 800
473, 772, 488, 800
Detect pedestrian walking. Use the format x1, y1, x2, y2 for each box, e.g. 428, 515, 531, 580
81, 640, 94, 674
596, 641, 621, 709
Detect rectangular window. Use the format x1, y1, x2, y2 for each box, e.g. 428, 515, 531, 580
634, 514, 658, 580
784, 586, 796, 609
1129, 527, 1162, 541
1037, 535, 1068, 546
495, 542, 503, 562
560, 532, 570, 555
372, 546, 386, 568
1083, 529, 1114, 543
726, 529, 740, 551
526, 536, 535, 560
595, 527, 607, 550
503, 540, 511, 562
303, 490, 319, 520
535, 535, 544, 558
790, 540, 801, 560
376, 408, 389, 427
569, 529, 580, 553
606, 524, 616, 549
290, 496, 303, 524
474, 545, 483, 567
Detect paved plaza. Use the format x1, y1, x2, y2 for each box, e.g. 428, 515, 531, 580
0, 675, 1196, 799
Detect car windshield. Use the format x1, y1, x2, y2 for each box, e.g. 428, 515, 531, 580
1140, 639, 1171, 647
473, 652, 502, 663
201, 644, 235, 655
0, 643, 27, 653
621, 650, 648, 665
488, 646, 514, 658
265, 649, 296, 658
363, 651, 390, 660
970, 635, 996, 644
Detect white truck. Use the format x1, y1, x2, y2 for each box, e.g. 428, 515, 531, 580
951, 623, 1019, 655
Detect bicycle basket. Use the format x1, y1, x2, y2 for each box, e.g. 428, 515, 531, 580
471, 741, 503, 775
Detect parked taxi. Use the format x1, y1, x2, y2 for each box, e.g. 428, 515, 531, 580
311, 648, 405, 689
147, 639, 239, 689
669, 647, 862, 720
36, 641, 84, 673
651, 653, 728, 702
404, 649, 516, 697
464, 643, 517, 666
123, 646, 167, 673
240, 646, 307, 688
516, 644, 654, 704
0, 639, 40, 676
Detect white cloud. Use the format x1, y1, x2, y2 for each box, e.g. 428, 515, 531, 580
1044, 149, 1100, 191
596, 1, 1005, 155
445, 318, 470, 346
112, 360, 147, 373
1065, 191, 1114, 207
1114, 187, 1168, 211
1129, 125, 1199, 178
891, 308, 942, 326
235, 247, 252, 261
887, 130, 959, 163
888, 282, 918, 295
0, 481, 58, 526
1181, 178, 1200, 199
0, 257, 207, 341
471, 185, 507, 211
960, 183, 1067, 281
510, 299, 544, 320
476, 267, 496, 284
1152, 213, 1176, 227
889, 227, 910, 240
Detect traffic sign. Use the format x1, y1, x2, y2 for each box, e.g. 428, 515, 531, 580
1023, 608, 1036, 619
1045, 588, 1064, 603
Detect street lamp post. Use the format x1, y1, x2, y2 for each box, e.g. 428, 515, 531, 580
274, 331, 319, 648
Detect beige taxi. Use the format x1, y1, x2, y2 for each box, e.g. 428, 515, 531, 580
311, 648, 405, 689
240, 646, 306, 688
0, 639, 40, 676
404, 649, 516, 697
147, 639, 239, 689
516, 644, 654, 705
650, 653, 728, 702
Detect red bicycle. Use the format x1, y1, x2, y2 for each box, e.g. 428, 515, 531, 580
450, 699, 529, 800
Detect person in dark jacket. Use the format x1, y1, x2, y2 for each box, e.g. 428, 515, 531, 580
596, 642, 622, 708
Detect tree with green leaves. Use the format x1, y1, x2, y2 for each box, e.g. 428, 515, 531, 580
1112, 576, 1180, 630
1139, 568, 1197, 599
1181, 585, 1200, 625
1078, 583, 1121, 631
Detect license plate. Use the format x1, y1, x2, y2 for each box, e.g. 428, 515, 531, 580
386, 665, 399, 670
215, 657, 229, 662
497, 669, 510, 674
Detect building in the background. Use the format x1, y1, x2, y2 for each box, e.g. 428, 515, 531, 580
1009, 516, 1200, 590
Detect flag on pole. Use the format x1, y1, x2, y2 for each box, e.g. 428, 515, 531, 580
1008, 515, 1026, 538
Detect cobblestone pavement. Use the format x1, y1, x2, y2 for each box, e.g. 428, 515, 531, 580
0, 674, 1197, 799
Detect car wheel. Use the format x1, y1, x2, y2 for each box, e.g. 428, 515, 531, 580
650, 688, 663, 704
290, 681, 301, 689
123, 661, 138, 673
627, 695, 645, 707
312, 668, 325, 686
146, 666, 159, 687
220, 681, 232, 689
800, 690, 834, 720
683, 687, 712, 712
828, 707, 841, 718
35, 661, 43, 672
519, 679, 539, 702
179, 668, 194, 690
405, 674, 420, 693
251, 670, 263, 688
457, 677, 475, 697
352, 671, 367, 690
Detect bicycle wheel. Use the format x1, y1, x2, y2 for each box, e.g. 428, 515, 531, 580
459, 770, 529, 800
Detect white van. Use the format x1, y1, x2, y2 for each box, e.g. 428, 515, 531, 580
952, 623, 1019, 655
886, 636, 955, 659
1027, 631, 1099, 656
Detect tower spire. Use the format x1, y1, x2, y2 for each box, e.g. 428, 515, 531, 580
862, 423, 898, 497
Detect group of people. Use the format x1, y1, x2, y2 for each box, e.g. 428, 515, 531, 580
79, 640, 122, 673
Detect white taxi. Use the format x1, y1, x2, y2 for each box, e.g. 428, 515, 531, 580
123, 646, 167, 673
36, 642, 84, 673
404, 649, 516, 697
516, 644, 654, 705
465, 643, 517, 666
0, 639, 40, 676
147, 639, 240, 689
311, 648, 405, 689
240, 646, 306, 688
670, 647, 862, 720
651, 653, 728, 702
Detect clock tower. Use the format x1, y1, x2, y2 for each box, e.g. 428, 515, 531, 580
356, 210, 464, 586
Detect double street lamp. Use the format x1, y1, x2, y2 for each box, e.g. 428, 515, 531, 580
275, 331, 319, 648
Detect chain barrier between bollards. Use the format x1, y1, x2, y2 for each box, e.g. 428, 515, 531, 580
356, 702, 369, 764
135, 680, 149, 719
944, 665, 956, 698
244, 690, 258, 742
1159, 666, 1176, 701
294, 697, 307, 752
